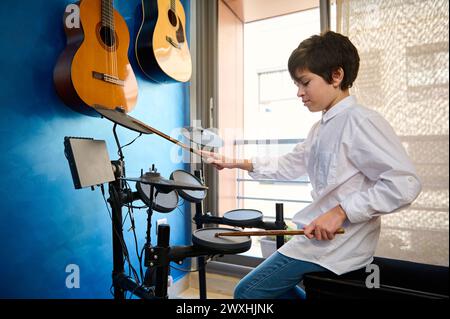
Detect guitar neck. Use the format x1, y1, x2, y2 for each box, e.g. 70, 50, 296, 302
101, 0, 115, 29
170, 0, 176, 13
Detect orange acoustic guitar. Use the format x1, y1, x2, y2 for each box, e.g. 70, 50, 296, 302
135, 0, 192, 83
54, 0, 138, 116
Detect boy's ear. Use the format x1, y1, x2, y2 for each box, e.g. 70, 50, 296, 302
331, 67, 345, 88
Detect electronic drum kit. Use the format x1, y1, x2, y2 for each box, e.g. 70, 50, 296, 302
91, 106, 292, 299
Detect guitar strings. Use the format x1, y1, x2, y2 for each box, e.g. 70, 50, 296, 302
110, 0, 116, 108
103, 0, 111, 108
113, 1, 119, 109
103, 0, 115, 109
112, 0, 117, 81
111, 0, 118, 109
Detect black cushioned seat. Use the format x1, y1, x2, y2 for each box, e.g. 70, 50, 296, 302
303, 257, 449, 299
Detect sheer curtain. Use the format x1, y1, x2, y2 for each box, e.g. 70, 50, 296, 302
336, 0, 449, 266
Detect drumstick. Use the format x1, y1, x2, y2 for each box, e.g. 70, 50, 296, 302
131, 119, 202, 156
214, 228, 345, 237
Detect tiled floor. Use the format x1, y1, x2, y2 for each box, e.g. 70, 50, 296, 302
174, 272, 241, 299
177, 287, 233, 299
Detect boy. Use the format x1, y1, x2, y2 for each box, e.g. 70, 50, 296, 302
201, 31, 422, 299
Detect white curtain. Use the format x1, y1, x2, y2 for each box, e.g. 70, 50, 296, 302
337, 0, 449, 266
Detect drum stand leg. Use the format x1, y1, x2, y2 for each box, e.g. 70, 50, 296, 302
195, 169, 208, 300
275, 203, 285, 249
109, 176, 126, 300
195, 223, 207, 299
154, 224, 170, 298
142, 184, 171, 299
143, 202, 154, 287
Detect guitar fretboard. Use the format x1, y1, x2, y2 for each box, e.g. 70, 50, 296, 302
101, 0, 115, 30
170, 0, 176, 13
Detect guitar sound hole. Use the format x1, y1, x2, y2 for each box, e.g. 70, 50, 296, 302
168, 10, 177, 27
176, 17, 185, 43
100, 26, 116, 48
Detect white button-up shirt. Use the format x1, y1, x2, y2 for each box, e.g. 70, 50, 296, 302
249, 96, 422, 275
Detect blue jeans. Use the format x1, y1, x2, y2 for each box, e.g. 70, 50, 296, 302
234, 252, 326, 299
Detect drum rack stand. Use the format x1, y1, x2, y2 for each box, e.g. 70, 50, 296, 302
107, 124, 156, 299
191, 169, 288, 299
107, 125, 224, 300
107, 124, 178, 300
106, 124, 288, 300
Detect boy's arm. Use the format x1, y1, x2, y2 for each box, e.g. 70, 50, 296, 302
248, 141, 308, 180
340, 115, 422, 224
201, 142, 309, 180
199, 151, 253, 171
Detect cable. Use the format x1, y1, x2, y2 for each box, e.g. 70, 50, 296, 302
122, 133, 142, 149
107, 189, 139, 283
101, 184, 113, 220
124, 180, 147, 284
122, 210, 130, 227
175, 205, 185, 216
101, 185, 141, 286
128, 206, 144, 281
106, 127, 149, 295
118, 180, 145, 282
121, 181, 133, 226
118, 132, 142, 158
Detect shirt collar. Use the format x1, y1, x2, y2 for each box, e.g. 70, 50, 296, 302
321, 95, 357, 123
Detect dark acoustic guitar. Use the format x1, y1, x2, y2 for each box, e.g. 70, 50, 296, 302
54, 0, 138, 115
135, 0, 192, 83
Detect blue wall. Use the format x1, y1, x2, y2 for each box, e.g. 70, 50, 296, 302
0, 0, 192, 298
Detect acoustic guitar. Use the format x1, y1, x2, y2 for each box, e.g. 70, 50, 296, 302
54, 0, 138, 115
135, 0, 192, 83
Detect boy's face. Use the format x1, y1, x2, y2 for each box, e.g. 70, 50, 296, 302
293, 68, 344, 113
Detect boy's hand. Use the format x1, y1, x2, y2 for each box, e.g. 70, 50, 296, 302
199, 150, 235, 170
303, 205, 347, 240
199, 150, 254, 171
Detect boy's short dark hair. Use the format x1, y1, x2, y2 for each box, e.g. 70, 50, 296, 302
288, 31, 360, 90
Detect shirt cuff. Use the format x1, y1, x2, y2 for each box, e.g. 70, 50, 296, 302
248, 157, 261, 179
340, 194, 375, 224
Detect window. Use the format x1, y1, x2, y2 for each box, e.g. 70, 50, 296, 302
232, 8, 322, 257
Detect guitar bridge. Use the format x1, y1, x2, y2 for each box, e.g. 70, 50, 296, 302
166, 36, 181, 49
92, 71, 125, 87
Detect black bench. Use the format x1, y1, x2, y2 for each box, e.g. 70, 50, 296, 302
303, 257, 449, 299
